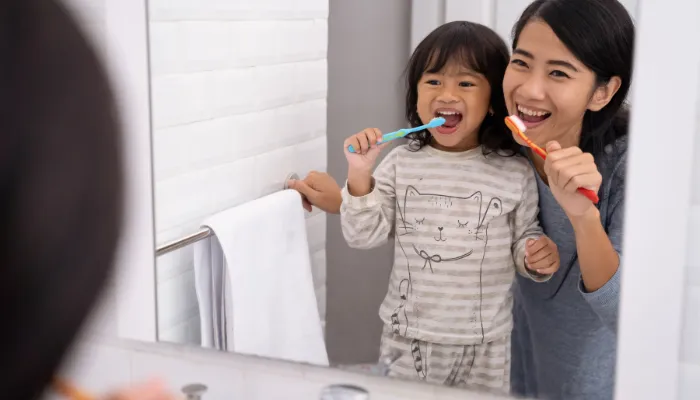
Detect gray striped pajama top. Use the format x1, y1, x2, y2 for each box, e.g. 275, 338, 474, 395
340, 144, 549, 345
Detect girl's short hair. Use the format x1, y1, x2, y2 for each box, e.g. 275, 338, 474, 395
404, 21, 519, 155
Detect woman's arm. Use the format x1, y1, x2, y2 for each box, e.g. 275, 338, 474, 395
571, 208, 620, 292
543, 141, 624, 331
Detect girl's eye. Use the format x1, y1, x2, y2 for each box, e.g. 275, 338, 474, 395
459, 81, 475, 87
510, 59, 527, 67
550, 70, 570, 79
425, 79, 440, 85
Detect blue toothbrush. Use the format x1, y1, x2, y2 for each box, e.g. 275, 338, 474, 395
347, 117, 446, 153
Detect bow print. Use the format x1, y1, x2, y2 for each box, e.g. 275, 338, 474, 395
412, 245, 474, 273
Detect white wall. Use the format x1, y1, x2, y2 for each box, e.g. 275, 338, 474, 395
411, 0, 638, 52
147, 0, 329, 344
680, 79, 700, 398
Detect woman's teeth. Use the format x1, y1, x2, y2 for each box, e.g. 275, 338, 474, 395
517, 104, 550, 117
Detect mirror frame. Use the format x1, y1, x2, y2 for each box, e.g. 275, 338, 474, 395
614, 0, 698, 398
84, 0, 157, 342
97, 1, 698, 399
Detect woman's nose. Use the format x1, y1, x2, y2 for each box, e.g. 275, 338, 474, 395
517, 75, 546, 101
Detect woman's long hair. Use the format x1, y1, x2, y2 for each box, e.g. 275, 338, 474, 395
0, 0, 124, 398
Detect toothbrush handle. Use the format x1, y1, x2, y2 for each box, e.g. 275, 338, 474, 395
576, 187, 600, 204
347, 129, 406, 153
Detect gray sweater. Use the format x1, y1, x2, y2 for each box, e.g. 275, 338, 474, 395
510, 137, 627, 400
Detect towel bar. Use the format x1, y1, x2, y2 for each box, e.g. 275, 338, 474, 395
155, 173, 300, 257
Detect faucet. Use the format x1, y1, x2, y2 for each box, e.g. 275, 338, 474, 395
374, 348, 402, 377
319, 349, 402, 399
181, 383, 207, 400
319, 384, 369, 400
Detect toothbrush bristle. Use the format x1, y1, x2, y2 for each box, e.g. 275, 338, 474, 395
506, 115, 527, 133
430, 117, 446, 127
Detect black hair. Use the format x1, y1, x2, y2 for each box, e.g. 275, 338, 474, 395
0, 0, 123, 398
404, 21, 520, 155
512, 0, 635, 156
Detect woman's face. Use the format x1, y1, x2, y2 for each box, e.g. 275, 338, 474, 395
502, 20, 607, 148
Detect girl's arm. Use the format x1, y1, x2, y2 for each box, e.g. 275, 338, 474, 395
511, 168, 552, 281
340, 149, 398, 249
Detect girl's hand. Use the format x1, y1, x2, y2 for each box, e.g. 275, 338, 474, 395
287, 171, 342, 214
525, 236, 560, 275
544, 141, 602, 218
343, 128, 387, 173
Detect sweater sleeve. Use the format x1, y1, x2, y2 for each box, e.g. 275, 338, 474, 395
510, 167, 550, 282
578, 158, 626, 332
340, 149, 398, 249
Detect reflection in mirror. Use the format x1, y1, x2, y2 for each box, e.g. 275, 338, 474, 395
148, 0, 637, 398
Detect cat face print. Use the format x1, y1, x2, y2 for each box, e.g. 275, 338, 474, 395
399, 186, 503, 261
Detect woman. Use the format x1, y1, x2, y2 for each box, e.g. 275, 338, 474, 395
291, 0, 633, 398
0, 0, 173, 398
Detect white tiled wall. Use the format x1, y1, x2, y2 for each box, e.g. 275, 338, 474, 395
147, 0, 329, 344
680, 118, 700, 397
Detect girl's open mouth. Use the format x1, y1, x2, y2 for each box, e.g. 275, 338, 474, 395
517, 104, 551, 128
434, 110, 462, 134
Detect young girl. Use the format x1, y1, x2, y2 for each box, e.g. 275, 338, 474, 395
339, 21, 560, 393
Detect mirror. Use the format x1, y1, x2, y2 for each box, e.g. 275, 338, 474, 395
148, 0, 641, 398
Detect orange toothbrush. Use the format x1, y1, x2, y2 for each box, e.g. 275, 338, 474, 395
505, 115, 599, 204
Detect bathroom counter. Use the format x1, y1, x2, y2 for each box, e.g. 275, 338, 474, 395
47, 335, 521, 399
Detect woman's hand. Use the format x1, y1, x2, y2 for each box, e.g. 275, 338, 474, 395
287, 171, 342, 214
544, 141, 602, 219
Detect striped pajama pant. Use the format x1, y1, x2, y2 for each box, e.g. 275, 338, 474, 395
379, 326, 511, 394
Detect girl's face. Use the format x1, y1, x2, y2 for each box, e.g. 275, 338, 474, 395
416, 60, 492, 152
502, 20, 613, 148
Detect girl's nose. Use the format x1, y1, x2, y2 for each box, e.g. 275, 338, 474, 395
437, 86, 458, 103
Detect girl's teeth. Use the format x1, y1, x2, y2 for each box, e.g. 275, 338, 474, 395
437, 111, 460, 115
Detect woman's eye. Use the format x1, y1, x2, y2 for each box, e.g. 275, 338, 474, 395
459, 81, 475, 87
550, 70, 570, 79
510, 59, 527, 67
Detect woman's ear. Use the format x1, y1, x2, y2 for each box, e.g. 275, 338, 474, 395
588, 76, 622, 112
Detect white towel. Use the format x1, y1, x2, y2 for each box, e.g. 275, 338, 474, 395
193, 190, 328, 366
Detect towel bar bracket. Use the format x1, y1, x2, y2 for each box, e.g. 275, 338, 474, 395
155, 172, 299, 257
